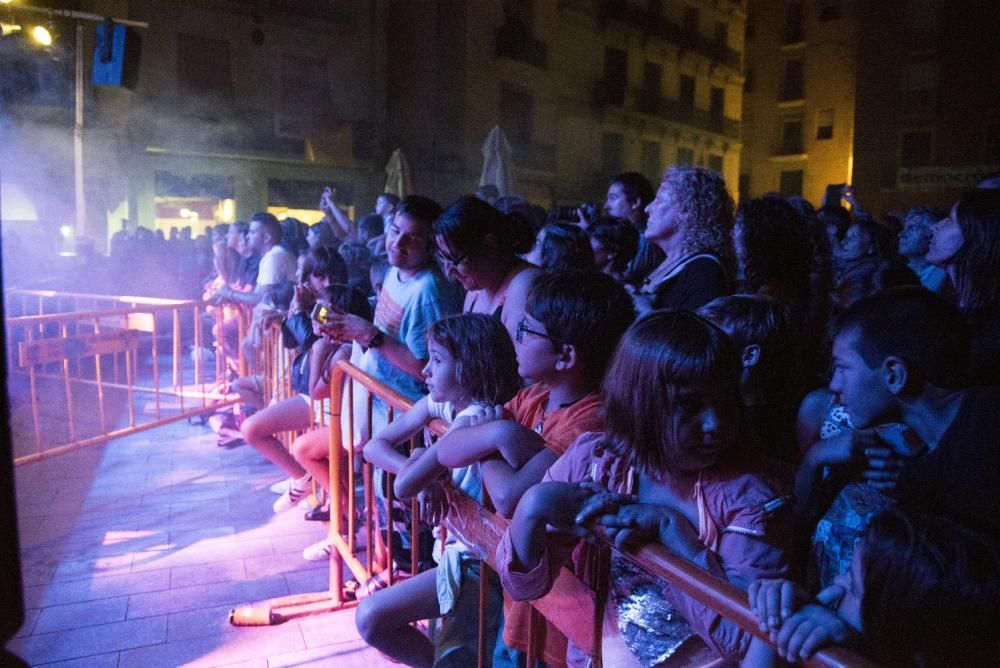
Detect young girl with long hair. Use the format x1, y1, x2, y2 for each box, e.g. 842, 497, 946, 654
355, 313, 522, 668
498, 310, 793, 666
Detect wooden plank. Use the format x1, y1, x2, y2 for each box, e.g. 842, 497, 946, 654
19, 330, 139, 367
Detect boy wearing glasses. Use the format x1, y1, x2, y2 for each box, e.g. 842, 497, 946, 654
435, 270, 635, 668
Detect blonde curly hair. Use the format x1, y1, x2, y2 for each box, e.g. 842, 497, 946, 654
658, 166, 735, 272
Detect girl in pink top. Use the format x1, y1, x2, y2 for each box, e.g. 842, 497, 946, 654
497, 310, 793, 665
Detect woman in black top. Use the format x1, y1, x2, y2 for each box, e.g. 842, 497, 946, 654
632, 166, 735, 313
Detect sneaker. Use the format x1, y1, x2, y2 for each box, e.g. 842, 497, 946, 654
302, 537, 333, 562
270, 479, 290, 494
273, 475, 312, 513
304, 502, 330, 522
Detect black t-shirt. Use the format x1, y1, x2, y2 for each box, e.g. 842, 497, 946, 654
897, 386, 1000, 543
237, 252, 262, 289
649, 255, 728, 312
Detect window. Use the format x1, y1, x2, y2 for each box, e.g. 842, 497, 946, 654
648, 0, 663, 16
503, 0, 534, 33
641, 141, 662, 185
602, 133, 625, 179
779, 170, 804, 196
745, 12, 755, 39
500, 84, 533, 145
683, 6, 700, 34
781, 58, 804, 100
818, 0, 841, 21
739, 173, 751, 201
907, 0, 942, 44
677, 147, 694, 166
715, 21, 728, 46
780, 118, 804, 154
900, 131, 933, 167
899, 61, 940, 113
679, 75, 696, 107
744, 68, 754, 93
603, 47, 628, 106
784, 0, 804, 43
708, 154, 723, 174
710, 87, 725, 118
177, 34, 233, 99
816, 108, 834, 139
643, 62, 662, 96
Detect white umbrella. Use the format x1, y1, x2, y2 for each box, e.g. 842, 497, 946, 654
384, 148, 413, 197
479, 125, 515, 198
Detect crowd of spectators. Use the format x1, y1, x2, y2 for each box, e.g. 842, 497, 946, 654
12, 166, 999, 666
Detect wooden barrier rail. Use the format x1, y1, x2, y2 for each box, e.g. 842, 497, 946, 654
237, 359, 874, 667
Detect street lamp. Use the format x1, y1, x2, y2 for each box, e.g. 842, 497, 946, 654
29, 24, 50, 45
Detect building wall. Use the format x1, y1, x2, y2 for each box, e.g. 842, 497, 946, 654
387, 0, 745, 209
741, 0, 856, 206
852, 0, 1000, 216
0, 0, 386, 249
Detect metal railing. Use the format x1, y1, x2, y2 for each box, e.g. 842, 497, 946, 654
4, 289, 244, 465
236, 356, 875, 667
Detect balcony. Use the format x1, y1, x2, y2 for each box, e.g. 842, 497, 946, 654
600, 1, 741, 69
629, 91, 741, 139
512, 142, 557, 172
594, 80, 626, 107
495, 24, 547, 69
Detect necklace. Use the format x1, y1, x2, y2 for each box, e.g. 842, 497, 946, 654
533, 392, 591, 435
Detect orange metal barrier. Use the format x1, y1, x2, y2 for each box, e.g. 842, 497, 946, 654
237, 360, 875, 667
4, 289, 242, 465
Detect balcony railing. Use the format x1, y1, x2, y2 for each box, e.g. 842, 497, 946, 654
628, 90, 742, 139
600, 1, 741, 69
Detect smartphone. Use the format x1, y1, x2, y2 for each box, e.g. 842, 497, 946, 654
822, 183, 845, 208
311, 303, 331, 324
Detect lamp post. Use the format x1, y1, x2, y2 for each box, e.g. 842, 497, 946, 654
6, 3, 147, 242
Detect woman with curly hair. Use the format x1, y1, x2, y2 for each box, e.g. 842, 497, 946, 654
633, 166, 735, 313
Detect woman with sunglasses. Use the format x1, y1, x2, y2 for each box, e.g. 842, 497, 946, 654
434, 196, 543, 340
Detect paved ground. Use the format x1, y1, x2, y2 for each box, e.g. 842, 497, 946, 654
9, 419, 392, 667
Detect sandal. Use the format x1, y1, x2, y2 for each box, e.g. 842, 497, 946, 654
341, 577, 362, 601
356, 568, 408, 600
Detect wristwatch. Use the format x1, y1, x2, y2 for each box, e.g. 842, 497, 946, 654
367, 330, 385, 349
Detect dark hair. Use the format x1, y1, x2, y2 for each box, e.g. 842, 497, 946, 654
832, 258, 919, 313
318, 284, 373, 383
589, 217, 640, 274
830, 286, 970, 389
265, 280, 295, 311
611, 172, 655, 208
860, 509, 1000, 666
526, 271, 636, 385
250, 212, 281, 245
698, 294, 801, 398
308, 221, 336, 248
428, 313, 521, 406
949, 189, 1000, 314
301, 245, 348, 284
736, 197, 811, 304
435, 196, 535, 258
230, 220, 248, 235
359, 214, 384, 239
378, 193, 400, 207
396, 195, 443, 229
904, 206, 944, 229
850, 219, 897, 261
602, 310, 742, 475
319, 283, 371, 320
537, 223, 597, 273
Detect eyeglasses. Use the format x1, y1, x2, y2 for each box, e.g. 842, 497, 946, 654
516, 317, 558, 345
435, 249, 468, 267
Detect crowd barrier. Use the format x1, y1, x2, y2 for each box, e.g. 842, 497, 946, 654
234, 350, 876, 668
4, 289, 244, 465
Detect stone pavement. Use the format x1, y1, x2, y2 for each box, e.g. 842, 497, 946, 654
9, 420, 393, 667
